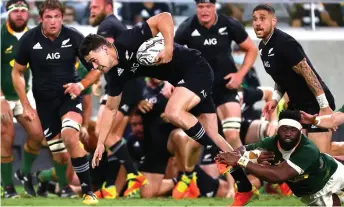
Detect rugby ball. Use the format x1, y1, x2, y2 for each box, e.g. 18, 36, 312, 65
136, 36, 164, 66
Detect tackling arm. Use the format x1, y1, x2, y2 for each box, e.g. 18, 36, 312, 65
12, 61, 30, 106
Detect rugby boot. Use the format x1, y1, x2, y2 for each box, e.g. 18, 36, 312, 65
15, 170, 36, 197
123, 172, 147, 197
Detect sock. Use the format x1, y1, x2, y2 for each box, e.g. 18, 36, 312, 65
185, 171, 193, 178
21, 143, 39, 174
110, 139, 139, 176
71, 155, 92, 194
38, 168, 56, 182
230, 166, 252, 192
184, 121, 220, 155
1, 156, 14, 186
54, 161, 68, 188
105, 154, 121, 187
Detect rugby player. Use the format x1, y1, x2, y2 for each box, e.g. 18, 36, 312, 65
78, 12, 256, 205
12, 0, 97, 204
217, 110, 344, 206
1, 0, 44, 197
252, 4, 336, 154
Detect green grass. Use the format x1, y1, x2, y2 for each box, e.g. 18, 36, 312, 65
1, 187, 304, 206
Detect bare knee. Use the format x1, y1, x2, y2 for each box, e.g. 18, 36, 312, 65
52, 152, 70, 164
140, 185, 157, 198
61, 129, 79, 149
164, 107, 183, 125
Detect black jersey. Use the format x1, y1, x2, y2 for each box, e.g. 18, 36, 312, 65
107, 22, 203, 97
15, 24, 92, 100
97, 14, 127, 94
259, 28, 332, 106
175, 14, 248, 74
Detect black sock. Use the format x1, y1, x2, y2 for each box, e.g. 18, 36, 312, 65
105, 155, 121, 187
184, 121, 220, 155
110, 139, 139, 176
71, 155, 92, 194
230, 166, 252, 192
185, 171, 193, 178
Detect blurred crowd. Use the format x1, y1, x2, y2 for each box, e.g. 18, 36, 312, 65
1, 1, 344, 28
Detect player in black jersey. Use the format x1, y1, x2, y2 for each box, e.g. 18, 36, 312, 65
88, 0, 148, 198
11, 0, 97, 204
175, 0, 258, 151
252, 4, 336, 154
77, 12, 255, 205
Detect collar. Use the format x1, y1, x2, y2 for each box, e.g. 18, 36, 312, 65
40, 23, 62, 39
277, 135, 302, 155
263, 29, 275, 45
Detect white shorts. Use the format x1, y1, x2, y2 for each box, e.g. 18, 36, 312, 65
301, 160, 344, 207
7, 100, 23, 117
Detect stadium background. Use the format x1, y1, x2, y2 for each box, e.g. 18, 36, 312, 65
1, 0, 344, 185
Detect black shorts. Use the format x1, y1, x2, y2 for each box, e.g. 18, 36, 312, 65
288, 92, 335, 133
195, 165, 219, 198
139, 119, 174, 174
212, 84, 239, 107
36, 95, 82, 141
175, 56, 216, 116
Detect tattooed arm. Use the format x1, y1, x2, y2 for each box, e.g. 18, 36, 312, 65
292, 58, 324, 96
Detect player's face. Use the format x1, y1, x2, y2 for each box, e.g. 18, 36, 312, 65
252, 10, 276, 39
130, 115, 144, 139
8, 9, 29, 32
196, 3, 216, 25
277, 125, 301, 151
41, 9, 63, 37
85, 45, 118, 73
89, 0, 106, 26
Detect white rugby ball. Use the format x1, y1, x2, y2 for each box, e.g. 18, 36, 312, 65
136, 36, 164, 66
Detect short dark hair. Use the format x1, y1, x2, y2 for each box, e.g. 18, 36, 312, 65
253, 4, 275, 14
39, 0, 65, 17
279, 110, 301, 122
79, 34, 111, 57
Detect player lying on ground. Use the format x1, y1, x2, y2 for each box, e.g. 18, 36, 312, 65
72, 12, 256, 205
216, 109, 344, 206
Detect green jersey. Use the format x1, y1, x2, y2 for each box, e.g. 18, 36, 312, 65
337, 104, 344, 113
1, 23, 30, 100
246, 135, 338, 197
75, 61, 91, 95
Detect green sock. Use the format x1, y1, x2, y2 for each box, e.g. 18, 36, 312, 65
54, 161, 68, 188
1, 162, 13, 186
38, 168, 55, 182
21, 148, 38, 174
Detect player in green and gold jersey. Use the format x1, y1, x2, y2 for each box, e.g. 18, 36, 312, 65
1, 0, 45, 198
216, 110, 344, 206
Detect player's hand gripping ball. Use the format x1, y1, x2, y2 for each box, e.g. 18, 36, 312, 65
136, 36, 165, 66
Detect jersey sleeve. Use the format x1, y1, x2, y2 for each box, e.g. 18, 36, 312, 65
245, 137, 276, 151
15, 32, 31, 66
107, 68, 128, 97
174, 20, 190, 46
227, 17, 248, 45
243, 87, 264, 106
115, 22, 153, 52
69, 27, 94, 71
279, 39, 305, 68
97, 20, 126, 39
287, 145, 318, 175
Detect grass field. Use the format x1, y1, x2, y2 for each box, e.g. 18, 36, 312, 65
1, 187, 304, 206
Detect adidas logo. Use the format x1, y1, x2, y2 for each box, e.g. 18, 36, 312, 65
117, 68, 124, 76
191, 29, 201, 37
33, 42, 42, 49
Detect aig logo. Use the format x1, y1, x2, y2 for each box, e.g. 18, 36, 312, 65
204, 38, 217, 45
46, 52, 60, 60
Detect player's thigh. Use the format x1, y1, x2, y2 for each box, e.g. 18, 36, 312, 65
16, 111, 44, 140
165, 86, 201, 114
59, 96, 83, 131
140, 172, 164, 198
1, 101, 14, 140
244, 120, 267, 144
215, 89, 241, 120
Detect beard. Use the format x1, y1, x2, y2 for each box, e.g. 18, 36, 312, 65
278, 132, 301, 151
8, 17, 28, 32
89, 12, 106, 27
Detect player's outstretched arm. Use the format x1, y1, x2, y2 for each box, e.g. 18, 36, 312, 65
92, 94, 121, 167
292, 58, 331, 112
146, 12, 174, 48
